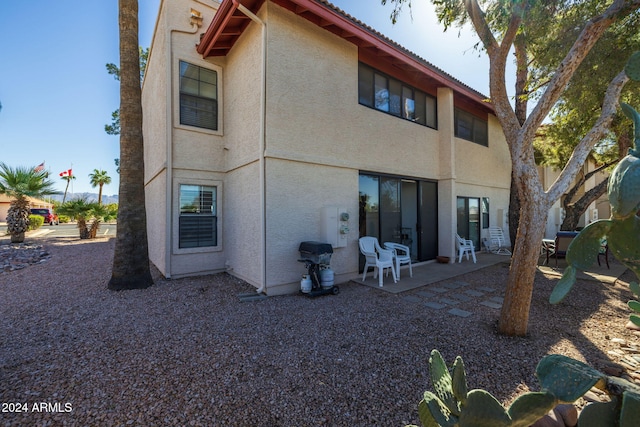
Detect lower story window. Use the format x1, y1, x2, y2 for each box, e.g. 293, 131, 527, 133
179, 184, 217, 248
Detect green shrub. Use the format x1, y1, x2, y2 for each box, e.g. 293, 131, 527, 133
28, 214, 44, 230
58, 215, 70, 223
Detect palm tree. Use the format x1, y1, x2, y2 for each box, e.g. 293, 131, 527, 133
57, 198, 116, 239
0, 163, 57, 243
61, 175, 76, 203
89, 169, 112, 205
109, 0, 153, 290
56, 198, 93, 239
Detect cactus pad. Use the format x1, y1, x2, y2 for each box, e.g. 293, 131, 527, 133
565, 220, 610, 270
452, 356, 468, 405
458, 389, 511, 427
507, 392, 557, 427
620, 391, 640, 427
625, 51, 640, 81
536, 354, 605, 402
550, 265, 577, 304
577, 400, 618, 427
419, 391, 453, 427
429, 350, 459, 416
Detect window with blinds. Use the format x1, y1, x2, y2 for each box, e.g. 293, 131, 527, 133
179, 61, 218, 131
179, 184, 217, 248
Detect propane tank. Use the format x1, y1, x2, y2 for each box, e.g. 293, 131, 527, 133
300, 275, 312, 293
319, 267, 334, 288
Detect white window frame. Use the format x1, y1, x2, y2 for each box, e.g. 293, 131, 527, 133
172, 179, 223, 255
175, 58, 223, 135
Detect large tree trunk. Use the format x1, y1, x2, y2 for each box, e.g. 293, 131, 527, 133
77, 219, 90, 240
508, 34, 529, 248
499, 179, 549, 336
461, 0, 635, 336
7, 196, 30, 242
108, 0, 153, 290
508, 174, 520, 251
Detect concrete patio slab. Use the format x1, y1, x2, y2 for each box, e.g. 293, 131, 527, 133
448, 308, 473, 317
480, 301, 503, 309
424, 301, 447, 309
352, 253, 509, 294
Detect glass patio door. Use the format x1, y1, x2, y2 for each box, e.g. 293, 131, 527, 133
457, 197, 480, 249
359, 173, 437, 266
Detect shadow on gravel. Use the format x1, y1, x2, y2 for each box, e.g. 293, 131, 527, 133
0, 238, 636, 427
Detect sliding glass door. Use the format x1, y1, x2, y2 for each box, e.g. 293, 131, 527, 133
359, 173, 437, 267
456, 197, 480, 249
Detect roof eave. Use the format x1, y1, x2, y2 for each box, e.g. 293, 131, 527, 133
198, 0, 493, 112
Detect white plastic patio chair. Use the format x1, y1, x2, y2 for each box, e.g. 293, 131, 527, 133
359, 236, 397, 287
488, 226, 512, 255
384, 242, 412, 279
455, 234, 477, 263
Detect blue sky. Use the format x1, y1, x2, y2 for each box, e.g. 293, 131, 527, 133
0, 0, 494, 196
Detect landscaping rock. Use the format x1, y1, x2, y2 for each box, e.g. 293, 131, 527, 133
531, 404, 577, 427
0, 243, 51, 274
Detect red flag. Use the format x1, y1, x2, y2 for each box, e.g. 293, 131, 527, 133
59, 169, 72, 177
34, 162, 45, 172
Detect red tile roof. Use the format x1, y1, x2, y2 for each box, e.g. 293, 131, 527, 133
197, 0, 492, 112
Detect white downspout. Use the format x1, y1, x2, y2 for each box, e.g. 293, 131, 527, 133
233, 1, 267, 294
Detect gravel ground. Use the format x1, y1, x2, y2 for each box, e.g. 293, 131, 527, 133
1, 236, 638, 426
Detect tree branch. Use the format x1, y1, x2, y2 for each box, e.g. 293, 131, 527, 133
547, 70, 630, 201
463, 0, 498, 55
524, 0, 640, 144
464, 0, 522, 136
562, 158, 616, 209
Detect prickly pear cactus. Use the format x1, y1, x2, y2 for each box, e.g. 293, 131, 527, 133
625, 51, 640, 81
407, 351, 640, 427
630, 281, 640, 328
409, 350, 556, 427
550, 101, 640, 310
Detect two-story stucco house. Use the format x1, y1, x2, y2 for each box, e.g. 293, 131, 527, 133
142, 0, 512, 295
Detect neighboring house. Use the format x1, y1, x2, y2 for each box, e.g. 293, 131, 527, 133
142, 0, 512, 294
540, 160, 611, 239
0, 195, 53, 222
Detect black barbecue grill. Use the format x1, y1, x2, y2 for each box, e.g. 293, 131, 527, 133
298, 241, 339, 296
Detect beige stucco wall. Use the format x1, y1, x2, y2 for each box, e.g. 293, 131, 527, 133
265, 5, 441, 179
455, 115, 512, 188
143, 0, 227, 277
213, 5, 265, 286
145, 171, 167, 272
264, 159, 359, 294
222, 162, 262, 286
142, 0, 170, 275
143, 0, 512, 292
258, 3, 511, 292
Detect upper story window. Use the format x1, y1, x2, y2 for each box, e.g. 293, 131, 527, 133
179, 61, 218, 131
358, 63, 437, 129
454, 107, 488, 146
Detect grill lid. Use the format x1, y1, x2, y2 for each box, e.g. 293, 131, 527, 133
298, 241, 333, 255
